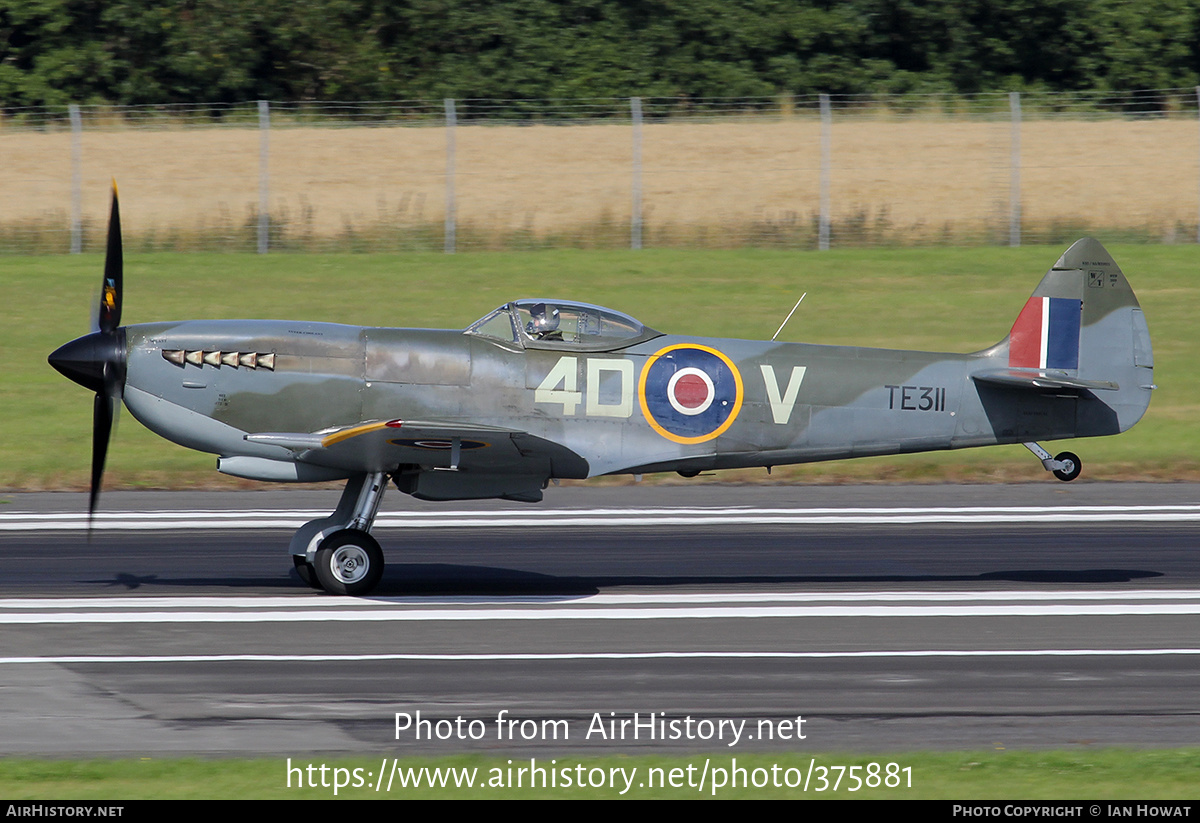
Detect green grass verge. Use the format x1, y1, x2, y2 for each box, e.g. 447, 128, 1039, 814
2, 750, 1198, 799
5, 243, 1196, 490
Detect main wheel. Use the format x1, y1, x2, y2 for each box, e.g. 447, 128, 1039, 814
292, 555, 322, 589
1052, 451, 1082, 482
313, 529, 385, 595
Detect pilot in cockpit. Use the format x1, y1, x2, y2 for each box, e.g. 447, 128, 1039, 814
526, 303, 564, 341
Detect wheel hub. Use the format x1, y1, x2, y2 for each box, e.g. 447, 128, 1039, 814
331, 544, 370, 584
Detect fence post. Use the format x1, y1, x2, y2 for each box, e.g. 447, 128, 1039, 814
444, 98, 457, 254
1195, 87, 1200, 244
631, 97, 643, 250
69, 104, 82, 254
818, 93, 831, 250
257, 100, 269, 254
1009, 91, 1022, 247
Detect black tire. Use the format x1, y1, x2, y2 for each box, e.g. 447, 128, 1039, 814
292, 555, 322, 589
313, 529, 385, 595
1052, 451, 1082, 482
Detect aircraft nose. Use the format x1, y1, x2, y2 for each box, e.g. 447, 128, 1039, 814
49, 331, 125, 394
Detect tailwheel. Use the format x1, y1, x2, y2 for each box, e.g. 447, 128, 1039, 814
1052, 451, 1082, 482
292, 556, 322, 589
313, 529, 385, 595
1024, 442, 1083, 483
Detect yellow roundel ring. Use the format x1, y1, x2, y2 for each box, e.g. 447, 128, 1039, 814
638, 343, 744, 445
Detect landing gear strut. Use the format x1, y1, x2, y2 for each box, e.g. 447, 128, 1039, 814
1023, 442, 1082, 482
290, 471, 388, 595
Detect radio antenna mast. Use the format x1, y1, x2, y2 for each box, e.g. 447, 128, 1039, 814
772, 293, 807, 341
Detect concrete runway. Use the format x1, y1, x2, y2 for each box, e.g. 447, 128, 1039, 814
2, 483, 1199, 756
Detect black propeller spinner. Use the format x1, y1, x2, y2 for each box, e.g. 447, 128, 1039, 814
48, 183, 126, 520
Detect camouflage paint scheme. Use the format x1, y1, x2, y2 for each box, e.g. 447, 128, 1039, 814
121, 238, 1153, 504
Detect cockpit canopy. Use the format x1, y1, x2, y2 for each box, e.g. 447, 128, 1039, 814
466, 299, 661, 352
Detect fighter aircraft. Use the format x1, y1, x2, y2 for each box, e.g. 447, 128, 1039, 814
50, 187, 1155, 595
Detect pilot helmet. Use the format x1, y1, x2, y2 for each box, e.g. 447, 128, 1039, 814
527, 303, 560, 334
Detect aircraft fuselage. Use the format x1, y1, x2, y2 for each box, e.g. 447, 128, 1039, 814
121, 315, 1146, 490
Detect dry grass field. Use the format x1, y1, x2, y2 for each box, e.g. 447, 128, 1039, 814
1, 115, 1196, 250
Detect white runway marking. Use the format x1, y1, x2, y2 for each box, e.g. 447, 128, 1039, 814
4, 589, 1200, 609
2, 649, 1200, 664
8, 605, 1200, 623
4, 504, 1200, 531
3, 590, 1200, 624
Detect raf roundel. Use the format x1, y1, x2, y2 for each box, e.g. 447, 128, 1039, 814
666, 368, 715, 415
638, 344, 744, 444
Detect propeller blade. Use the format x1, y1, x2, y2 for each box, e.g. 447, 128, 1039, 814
89, 391, 115, 522
99, 182, 122, 334
53, 181, 127, 527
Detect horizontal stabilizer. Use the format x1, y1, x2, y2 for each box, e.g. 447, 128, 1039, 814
972, 369, 1118, 392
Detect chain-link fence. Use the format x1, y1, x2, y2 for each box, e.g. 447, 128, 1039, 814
2, 89, 1197, 253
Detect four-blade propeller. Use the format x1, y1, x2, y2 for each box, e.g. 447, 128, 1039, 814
47, 182, 126, 521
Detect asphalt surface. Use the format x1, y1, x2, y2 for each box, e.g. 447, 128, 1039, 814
1, 483, 1199, 756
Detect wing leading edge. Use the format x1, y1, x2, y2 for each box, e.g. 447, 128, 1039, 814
240, 419, 590, 502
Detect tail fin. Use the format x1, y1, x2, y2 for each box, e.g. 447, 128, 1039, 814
976, 238, 1154, 435
1007, 237, 1150, 373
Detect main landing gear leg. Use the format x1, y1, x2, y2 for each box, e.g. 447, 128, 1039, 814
1023, 442, 1082, 482
289, 471, 388, 595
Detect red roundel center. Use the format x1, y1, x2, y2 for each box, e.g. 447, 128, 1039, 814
673, 373, 710, 408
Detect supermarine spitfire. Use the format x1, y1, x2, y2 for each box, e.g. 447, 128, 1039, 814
50, 188, 1155, 595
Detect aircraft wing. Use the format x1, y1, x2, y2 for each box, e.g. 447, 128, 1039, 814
244, 419, 590, 479
971, 369, 1119, 392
